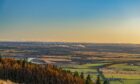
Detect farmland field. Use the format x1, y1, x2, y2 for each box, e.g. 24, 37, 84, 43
0, 42, 140, 84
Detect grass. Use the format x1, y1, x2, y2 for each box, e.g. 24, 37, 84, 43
0, 80, 15, 84
63, 63, 140, 84
103, 63, 140, 79
110, 81, 122, 84
63, 63, 108, 69
103, 63, 140, 84
62, 63, 108, 79
104, 73, 140, 79
63, 68, 97, 79
63, 63, 108, 73
64, 68, 97, 73
122, 80, 140, 84
108, 64, 140, 71
110, 80, 140, 84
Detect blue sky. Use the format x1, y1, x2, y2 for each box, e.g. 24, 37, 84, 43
0, 0, 140, 43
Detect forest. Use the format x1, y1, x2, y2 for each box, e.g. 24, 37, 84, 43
0, 55, 104, 84
0, 57, 85, 84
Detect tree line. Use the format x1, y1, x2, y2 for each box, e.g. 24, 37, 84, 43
0, 54, 107, 84
0, 58, 84, 84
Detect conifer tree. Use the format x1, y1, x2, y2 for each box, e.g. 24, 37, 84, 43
0, 58, 84, 84
74, 71, 79, 77
80, 72, 84, 79
0, 53, 2, 62
96, 75, 101, 84
86, 74, 92, 84
103, 79, 108, 84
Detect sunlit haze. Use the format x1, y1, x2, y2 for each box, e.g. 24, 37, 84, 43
0, 0, 140, 43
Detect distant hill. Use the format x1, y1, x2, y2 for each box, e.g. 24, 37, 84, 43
0, 58, 84, 84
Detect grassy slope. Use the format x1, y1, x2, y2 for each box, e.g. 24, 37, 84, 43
0, 80, 15, 84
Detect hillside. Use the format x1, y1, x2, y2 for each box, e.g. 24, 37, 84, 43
0, 80, 14, 84
0, 58, 84, 84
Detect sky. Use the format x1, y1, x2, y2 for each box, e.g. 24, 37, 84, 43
0, 0, 140, 43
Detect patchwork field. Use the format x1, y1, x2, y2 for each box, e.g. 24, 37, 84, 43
0, 42, 140, 84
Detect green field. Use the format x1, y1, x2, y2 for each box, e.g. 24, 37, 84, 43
108, 64, 140, 71
104, 63, 140, 79
63, 63, 108, 79
63, 63, 140, 84
104, 73, 140, 79
103, 63, 140, 84
110, 80, 140, 84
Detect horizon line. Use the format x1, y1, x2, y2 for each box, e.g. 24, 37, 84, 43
0, 40, 140, 45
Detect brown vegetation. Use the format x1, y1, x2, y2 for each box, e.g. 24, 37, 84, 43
0, 58, 84, 84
